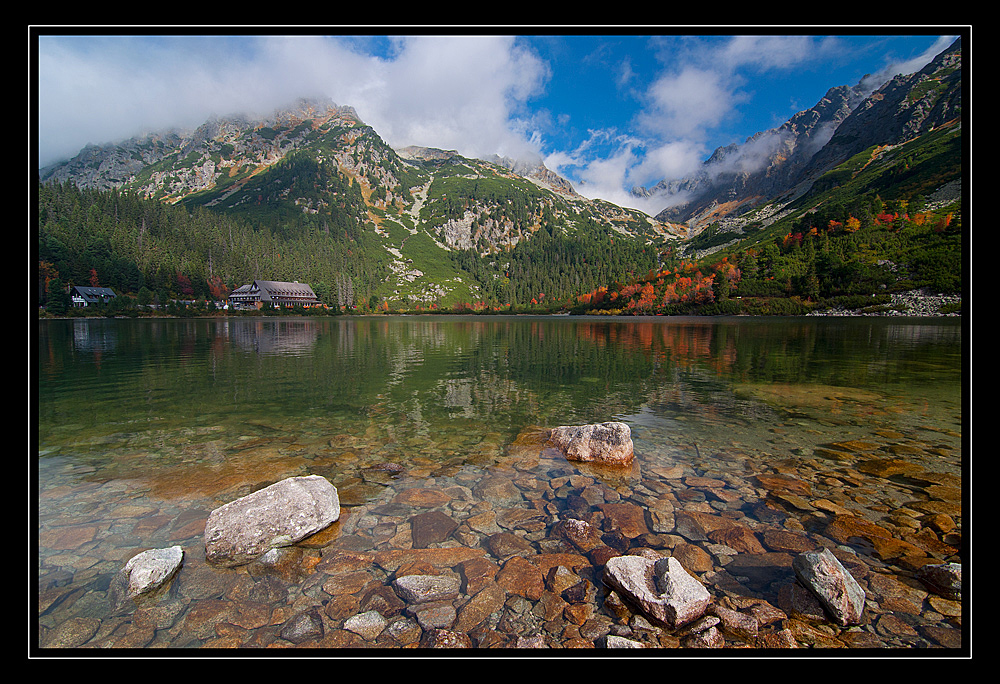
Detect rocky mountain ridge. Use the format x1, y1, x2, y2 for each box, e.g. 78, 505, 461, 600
39, 97, 584, 207
39, 95, 676, 244
39, 98, 361, 194
36, 38, 963, 312
38, 95, 692, 308
639, 37, 963, 231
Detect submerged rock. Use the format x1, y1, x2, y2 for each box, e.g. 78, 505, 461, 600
606, 634, 645, 648
344, 610, 388, 641
916, 562, 962, 600
792, 547, 866, 626
280, 609, 325, 644
108, 545, 184, 612
547, 422, 634, 465
603, 554, 710, 629
204, 475, 340, 567
392, 574, 461, 604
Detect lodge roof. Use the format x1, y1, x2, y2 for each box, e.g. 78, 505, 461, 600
254, 280, 317, 298
228, 280, 319, 303
71, 286, 117, 298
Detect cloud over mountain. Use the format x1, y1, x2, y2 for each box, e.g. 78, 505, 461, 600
35, 32, 956, 216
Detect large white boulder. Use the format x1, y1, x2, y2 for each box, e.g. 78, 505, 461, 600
204, 475, 340, 567
547, 422, 634, 465
603, 554, 710, 629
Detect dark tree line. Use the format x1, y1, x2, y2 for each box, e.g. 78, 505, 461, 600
36, 178, 390, 311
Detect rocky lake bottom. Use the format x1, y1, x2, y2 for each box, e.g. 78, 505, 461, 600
37, 378, 964, 654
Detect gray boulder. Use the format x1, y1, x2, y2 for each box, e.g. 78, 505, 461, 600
109, 545, 184, 611
204, 475, 340, 567
916, 562, 962, 600
792, 547, 865, 626
603, 554, 710, 629
280, 609, 325, 644
548, 422, 634, 465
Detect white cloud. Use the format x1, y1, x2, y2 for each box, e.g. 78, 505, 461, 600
36, 34, 550, 168
354, 36, 550, 159
572, 146, 646, 208
638, 66, 742, 142
549, 34, 880, 213
715, 35, 840, 72
630, 140, 707, 187
860, 34, 959, 94
541, 126, 703, 213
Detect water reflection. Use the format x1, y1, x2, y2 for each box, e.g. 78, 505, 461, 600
225, 319, 321, 357
37, 316, 963, 443
36, 316, 964, 650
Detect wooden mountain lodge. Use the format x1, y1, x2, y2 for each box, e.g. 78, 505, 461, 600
69, 285, 117, 308
228, 280, 321, 310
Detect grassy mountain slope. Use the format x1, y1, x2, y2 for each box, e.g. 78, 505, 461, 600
37, 99, 684, 312
571, 119, 963, 316
36, 34, 964, 319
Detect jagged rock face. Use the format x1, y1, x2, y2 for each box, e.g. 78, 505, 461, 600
804, 38, 962, 175
39, 131, 187, 191
396, 145, 461, 162
439, 209, 522, 252
651, 83, 867, 226
38, 97, 364, 199
647, 38, 962, 230
487, 154, 578, 196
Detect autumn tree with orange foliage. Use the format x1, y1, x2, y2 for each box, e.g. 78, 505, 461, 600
206, 275, 230, 301
712, 257, 741, 301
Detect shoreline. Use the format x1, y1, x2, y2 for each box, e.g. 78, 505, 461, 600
805, 289, 962, 318
36, 288, 963, 322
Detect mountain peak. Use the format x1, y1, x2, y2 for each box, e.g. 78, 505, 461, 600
395, 145, 461, 161
643, 37, 962, 230
486, 154, 578, 196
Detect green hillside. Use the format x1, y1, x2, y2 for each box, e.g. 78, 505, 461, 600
570, 121, 963, 317
35, 135, 676, 315
35, 95, 962, 318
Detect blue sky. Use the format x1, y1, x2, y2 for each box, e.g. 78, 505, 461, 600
34, 30, 961, 215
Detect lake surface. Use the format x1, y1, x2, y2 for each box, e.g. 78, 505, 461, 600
35, 315, 965, 651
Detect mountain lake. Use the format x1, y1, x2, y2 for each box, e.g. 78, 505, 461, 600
35, 315, 965, 653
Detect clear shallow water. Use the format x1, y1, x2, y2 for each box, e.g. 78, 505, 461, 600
36, 316, 964, 650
